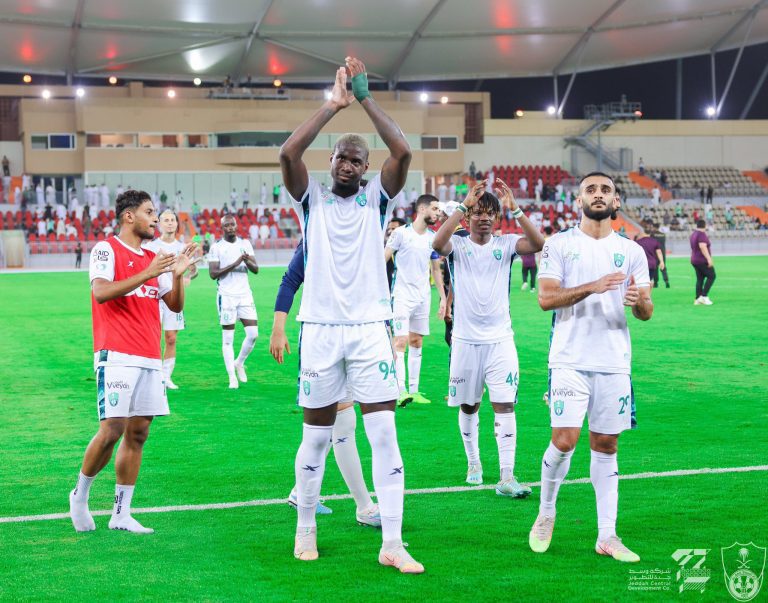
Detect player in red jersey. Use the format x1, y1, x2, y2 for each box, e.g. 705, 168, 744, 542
69, 190, 198, 534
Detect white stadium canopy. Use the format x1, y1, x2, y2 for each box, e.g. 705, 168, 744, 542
0, 0, 766, 86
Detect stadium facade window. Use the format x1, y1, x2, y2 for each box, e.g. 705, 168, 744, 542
187, 134, 210, 148
86, 133, 136, 148
439, 136, 458, 150
31, 133, 76, 150
420, 135, 458, 151
215, 131, 291, 148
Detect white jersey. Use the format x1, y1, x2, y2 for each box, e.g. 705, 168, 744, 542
291, 174, 397, 324
143, 237, 184, 256
447, 233, 521, 344
538, 227, 650, 374
387, 225, 439, 305
208, 237, 255, 297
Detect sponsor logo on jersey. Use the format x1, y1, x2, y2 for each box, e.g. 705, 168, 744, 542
125, 285, 160, 299
94, 249, 110, 262
614, 252, 625, 267
355, 193, 368, 207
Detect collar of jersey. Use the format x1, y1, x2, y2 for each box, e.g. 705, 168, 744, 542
114, 235, 145, 255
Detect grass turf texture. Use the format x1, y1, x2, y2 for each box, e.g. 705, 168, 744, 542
0, 255, 766, 601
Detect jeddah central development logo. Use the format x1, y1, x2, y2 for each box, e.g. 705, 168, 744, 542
671, 548, 711, 592
721, 542, 766, 601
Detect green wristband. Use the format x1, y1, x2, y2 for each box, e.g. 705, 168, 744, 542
456, 203, 468, 214
512, 208, 524, 219
351, 72, 371, 102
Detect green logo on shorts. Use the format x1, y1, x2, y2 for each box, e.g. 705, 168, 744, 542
395, 321, 402, 331
449, 385, 457, 397
303, 381, 310, 395
108, 392, 119, 407
613, 253, 625, 267
493, 249, 502, 260
553, 399, 564, 416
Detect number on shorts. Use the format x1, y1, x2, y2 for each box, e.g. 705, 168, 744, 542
506, 372, 518, 387
618, 395, 630, 415
379, 361, 395, 380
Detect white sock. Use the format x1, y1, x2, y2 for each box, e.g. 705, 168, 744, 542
591, 450, 619, 541
407, 346, 422, 392
332, 406, 373, 512
458, 409, 480, 464
112, 484, 135, 519
495, 412, 517, 481
539, 442, 574, 518
395, 351, 406, 393
222, 330, 236, 378
162, 357, 176, 380
295, 424, 333, 529
363, 411, 404, 543
72, 472, 95, 503
236, 325, 258, 366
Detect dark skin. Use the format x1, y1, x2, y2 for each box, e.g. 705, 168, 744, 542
208, 215, 259, 329
279, 56, 411, 424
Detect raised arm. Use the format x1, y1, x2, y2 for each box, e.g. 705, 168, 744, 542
279, 67, 352, 201
346, 57, 411, 198
493, 178, 544, 255
433, 181, 485, 255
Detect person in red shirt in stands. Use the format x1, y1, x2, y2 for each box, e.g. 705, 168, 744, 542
69, 190, 198, 534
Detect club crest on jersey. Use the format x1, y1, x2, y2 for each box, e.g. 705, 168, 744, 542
493, 249, 502, 260
355, 193, 368, 207
613, 253, 625, 267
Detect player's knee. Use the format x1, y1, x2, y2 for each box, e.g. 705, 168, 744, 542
393, 337, 407, 352
492, 402, 514, 414
244, 325, 258, 340
589, 433, 618, 454
460, 403, 479, 415
408, 334, 423, 348
99, 420, 125, 444
551, 431, 578, 452
221, 329, 234, 347
127, 426, 151, 447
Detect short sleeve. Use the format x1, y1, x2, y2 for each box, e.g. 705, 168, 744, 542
537, 237, 564, 282
386, 227, 402, 250
244, 239, 255, 256
630, 243, 651, 288
89, 241, 115, 283
504, 234, 522, 259
157, 271, 173, 298
208, 242, 220, 263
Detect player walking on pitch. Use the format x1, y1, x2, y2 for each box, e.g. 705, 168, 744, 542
280, 56, 423, 573
69, 190, 197, 534
208, 214, 259, 389
144, 210, 198, 389
529, 172, 653, 562
385, 194, 446, 406
433, 179, 544, 497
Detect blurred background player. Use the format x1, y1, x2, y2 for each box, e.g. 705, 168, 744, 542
385, 216, 406, 289
433, 179, 544, 498
69, 190, 197, 534
520, 251, 538, 292
650, 223, 670, 288
385, 194, 446, 406
633, 227, 664, 298
270, 240, 381, 526
530, 172, 652, 563
208, 214, 259, 388
690, 219, 715, 305
280, 57, 422, 572
144, 210, 198, 389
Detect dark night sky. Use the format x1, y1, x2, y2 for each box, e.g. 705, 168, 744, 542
399, 41, 768, 120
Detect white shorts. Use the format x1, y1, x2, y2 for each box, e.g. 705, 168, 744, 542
96, 365, 169, 420
447, 338, 519, 406
217, 292, 257, 325
548, 368, 632, 434
160, 300, 185, 331
298, 322, 399, 408
392, 296, 430, 337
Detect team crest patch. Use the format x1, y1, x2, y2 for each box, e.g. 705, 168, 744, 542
355, 193, 368, 207
303, 381, 310, 395
613, 253, 625, 267
553, 399, 565, 416
449, 386, 457, 397
721, 542, 766, 601
493, 249, 502, 260
108, 393, 119, 407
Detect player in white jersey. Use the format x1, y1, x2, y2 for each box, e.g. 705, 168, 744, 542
385, 194, 446, 406
433, 179, 544, 498
529, 172, 653, 563
208, 214, 259, 389
280, 57, 423, 573
143, 210, 198, 389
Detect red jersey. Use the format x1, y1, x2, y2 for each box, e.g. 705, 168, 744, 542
90, 236, 172, 360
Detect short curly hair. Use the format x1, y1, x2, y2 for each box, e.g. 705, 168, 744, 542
334, 133, 369, 159
115, 190, 152, 222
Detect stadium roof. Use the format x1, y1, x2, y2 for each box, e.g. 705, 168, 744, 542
1, 0, 767, 87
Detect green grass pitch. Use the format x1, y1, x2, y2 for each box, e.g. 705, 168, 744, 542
0, 255, 766, 601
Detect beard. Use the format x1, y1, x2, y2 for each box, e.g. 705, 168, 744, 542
582, 204, 614, 221
424, 216, 437, 225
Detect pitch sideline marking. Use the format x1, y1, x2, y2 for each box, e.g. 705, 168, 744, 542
2, 464, 766, 525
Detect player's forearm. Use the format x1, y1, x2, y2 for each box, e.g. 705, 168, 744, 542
271, 311, 288, 334
92, 270, 156, 303
245, 257, 259, 274
431, 264, 446, 299
163, 275, 185, 313
538, 283, 595, 311
433, 212, 462, 255
515, 214, 545, 254
209, 260, 240, 280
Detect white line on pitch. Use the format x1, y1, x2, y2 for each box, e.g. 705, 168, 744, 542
1, 464, 766, 525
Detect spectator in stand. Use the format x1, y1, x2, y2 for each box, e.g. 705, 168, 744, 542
691, 220, 715, 305
448, 180, 457, 201
659, 170, 668, 189
456, 181, 468, 201
706, 185, 714, 203
230, 188, 238, 211
242, 188, 250, 210
272, 184, 280, 203
638, 157, 645, 176
36, 182, 44, 206
260, 183, 268, 204
519, 176, 528, 197
192, 201, 201, 222
556, 198, 564, 214
279, 213, 295, 239
651, 186, 661, 206
634, 228, 665, 289
269, 223, 278, 239
258, 222, 269, 242
725, 207, 734, 229
248, 221, 259, 246
37, 218, 46, 237
409, 187, 418, 206
437, 181, 448, 202
74, 241, 82, 268
2, 155, 9, 177
469, 161, 476, 179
